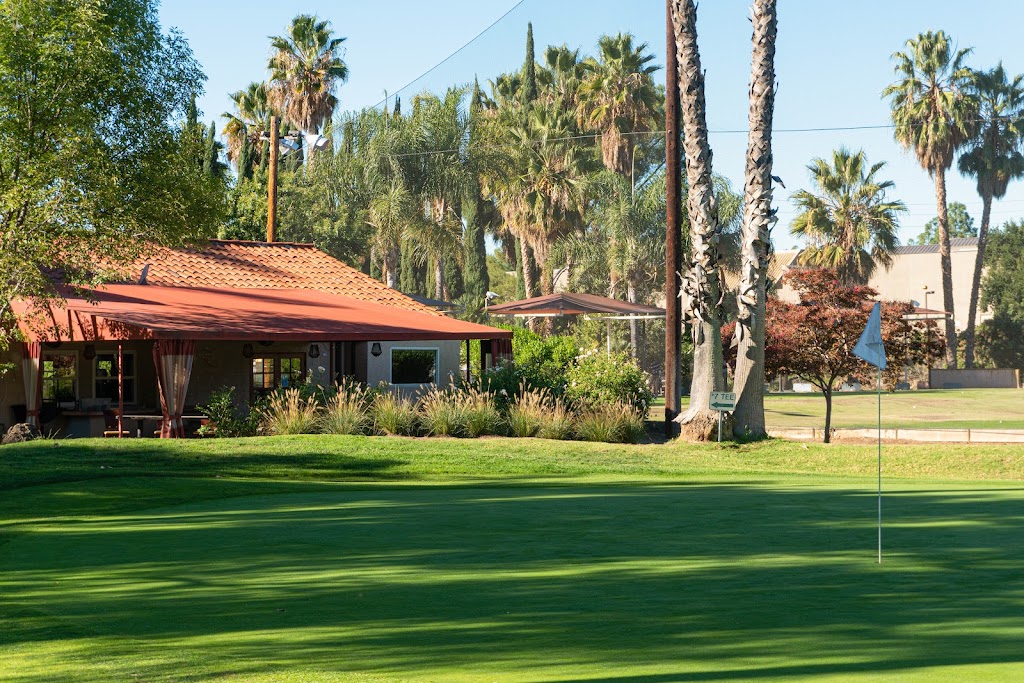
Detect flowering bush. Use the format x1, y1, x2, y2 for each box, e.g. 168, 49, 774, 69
565, 350, 653, 417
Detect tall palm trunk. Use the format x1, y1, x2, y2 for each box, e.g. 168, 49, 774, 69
733, 0, 778, 440
519, 238, 537, 298
383, 247, 399, 289
934, 168, 958, 368
964, 188, 992, 368
672, 0, 727, 441
434, 257, 446, 301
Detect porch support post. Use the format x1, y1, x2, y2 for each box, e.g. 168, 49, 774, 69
465, 339, 471, 384
117, 342, 124, 438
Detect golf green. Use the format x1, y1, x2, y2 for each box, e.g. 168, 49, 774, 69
3, 476, 1023, 682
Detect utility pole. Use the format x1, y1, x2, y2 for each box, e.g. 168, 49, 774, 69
267, 114, 279, 243
664, 0, 683, 438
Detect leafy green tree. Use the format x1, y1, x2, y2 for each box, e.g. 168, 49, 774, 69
267, 14, 348, 136
911, 201, 976, 244
884, 30, 978, 368
958, 64, 1024, 367
790, 148, 907, 284
0, 0, 223, 342
982, 220, 1024, 321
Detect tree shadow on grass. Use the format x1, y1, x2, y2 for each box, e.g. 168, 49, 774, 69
2, 482, 1024, 682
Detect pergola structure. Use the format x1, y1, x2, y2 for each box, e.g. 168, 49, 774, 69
487, 292, 665, 353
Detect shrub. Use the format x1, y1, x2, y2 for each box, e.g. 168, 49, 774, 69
476, 328, 580, 405
418, 388, 468, 437
507, 386, 545, 437
260, 388, 320, 435
370, 392, 419, 436
536, 398, 574, 441
461, 387, 503, 437
565, 350, 653, 417
574, 401, 646, 444
320, 380, 369, 435
198, 386, 258, 437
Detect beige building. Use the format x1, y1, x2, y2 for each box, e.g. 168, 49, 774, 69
767, 238, 985, 330
866, 238, 986, 330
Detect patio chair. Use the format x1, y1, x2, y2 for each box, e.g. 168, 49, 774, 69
102, 409, 132, 438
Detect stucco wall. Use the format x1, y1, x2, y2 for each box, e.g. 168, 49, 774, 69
365, 340, 463, 398
867, 244, 985, 330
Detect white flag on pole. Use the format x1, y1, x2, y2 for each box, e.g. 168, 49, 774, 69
854, 301, 887, 369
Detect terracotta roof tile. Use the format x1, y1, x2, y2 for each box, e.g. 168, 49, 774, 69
129, 240, 438, 315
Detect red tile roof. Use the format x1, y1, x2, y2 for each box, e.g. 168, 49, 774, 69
128, 240, 436, 314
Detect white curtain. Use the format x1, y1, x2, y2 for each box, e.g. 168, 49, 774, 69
153, 340, 196, 438
21, 342, 42, 428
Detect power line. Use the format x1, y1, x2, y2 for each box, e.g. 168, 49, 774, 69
370, 0, 528, 110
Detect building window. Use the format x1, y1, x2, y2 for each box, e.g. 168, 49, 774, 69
390, 348, 438, 385
252, 354, 305, 397
42, 353, 77, 404
95, 352, 135, 404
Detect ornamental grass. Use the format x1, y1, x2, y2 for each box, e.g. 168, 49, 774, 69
260, 388, 321, 436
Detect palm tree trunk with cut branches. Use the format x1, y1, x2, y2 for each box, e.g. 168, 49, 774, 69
672, 0, 728, 441
964, 188, 992, 368
935, 168, 958, 368
733, 0, 778, 439
627, 279, 640, 358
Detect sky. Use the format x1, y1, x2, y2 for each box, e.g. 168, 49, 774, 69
159, 0, 1024, 250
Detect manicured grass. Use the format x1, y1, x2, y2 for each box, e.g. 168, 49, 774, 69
648, 388, 1024, 430
3, 436, 1024, 681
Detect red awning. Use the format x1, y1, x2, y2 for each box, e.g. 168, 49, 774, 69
13, 285, 512, 342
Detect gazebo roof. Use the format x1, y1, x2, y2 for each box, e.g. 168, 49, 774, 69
487, 292, 664, 318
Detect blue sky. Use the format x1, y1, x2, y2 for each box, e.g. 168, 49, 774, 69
159, 0, 1024, 248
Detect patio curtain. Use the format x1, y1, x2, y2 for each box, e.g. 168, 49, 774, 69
492, 338, 513, 364
21, 342, 42, 429
153, 340, 195, 438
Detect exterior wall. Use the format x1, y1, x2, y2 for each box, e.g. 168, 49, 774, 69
929, 368, 1021, 389
365, 340, 463, 398
867, 243, 985, 330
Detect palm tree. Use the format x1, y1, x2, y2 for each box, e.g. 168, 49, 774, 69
267, 14, 349, 135
589, 170, 666, 355
368, 180, 415, 289
883, 30, 978, 368
578, 33, 662, 177
222, 81, 273, 170
790, 148, 906, 284
733, 0, 778, 440
958, 63, 1024, 367
671, 0, 728, 440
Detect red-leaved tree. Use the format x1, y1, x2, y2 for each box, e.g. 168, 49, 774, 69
725, 269, 943, 442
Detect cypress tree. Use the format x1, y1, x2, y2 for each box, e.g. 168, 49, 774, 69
462, 77, 491, 321
238, 136, 254, 181
186, 96, 199, 132
399, 240, 426, 296
523, 23, 538, 103
202, 121, 220, 179
393, 96, 402, 118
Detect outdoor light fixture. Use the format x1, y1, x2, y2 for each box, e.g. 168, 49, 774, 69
304, 133, 331, 151
308, 343, 321, 359
242, 343, 254, 359
370, 342, 383, 357
83, 344, 96, 360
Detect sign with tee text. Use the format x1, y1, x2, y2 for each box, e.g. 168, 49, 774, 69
710, 392, 736, 411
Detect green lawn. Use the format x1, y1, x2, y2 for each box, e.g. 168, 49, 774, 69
3, 436, 1024, 682
650, 388, 1024, 429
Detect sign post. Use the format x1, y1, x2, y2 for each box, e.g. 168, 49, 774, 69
710, 391, 736, 442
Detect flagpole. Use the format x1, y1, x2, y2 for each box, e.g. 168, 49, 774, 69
877, 363, 882, 564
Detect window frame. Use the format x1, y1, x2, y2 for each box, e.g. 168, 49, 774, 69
93, 350, 136, 404
250, 353, 306, 398
42, 351, 79, 406
389, 346, 440, 387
